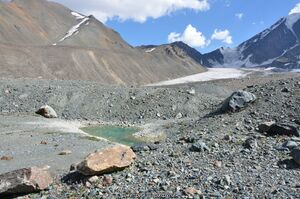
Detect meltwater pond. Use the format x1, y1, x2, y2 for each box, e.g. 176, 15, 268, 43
81, 125, 142, 146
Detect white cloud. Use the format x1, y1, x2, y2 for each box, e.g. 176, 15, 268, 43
53, 0, 210, 23
235, 13, 244, 20
211, 29, 233, 44
168, 24, 208, 48
289, 3, 300, 15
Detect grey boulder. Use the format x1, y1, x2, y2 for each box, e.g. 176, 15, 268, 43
190, 140, 210, 152
220, 91, 257, 112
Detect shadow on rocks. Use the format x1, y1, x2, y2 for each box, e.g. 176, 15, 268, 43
278, 159, 300, 170
1, 193, 38, 199
61, 171, 86, 185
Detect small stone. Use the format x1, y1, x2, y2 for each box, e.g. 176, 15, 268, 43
187, 88, 196, 95
70, 163, 78, 171
58, 150, 72, 155
243, 137, 258, 149
183, 187, 202, 196
224, 175, 232, 185
85, 181, 92, 187
190, 140, 210, 152
223, 135, 232, 141
131, 144, 150, 152
172, 105, 177, 111
281, 87, 290, 93
176, 113, 183, 119
40, 141, 48, 145
213, 160, 222, 168
88, 176, 99, 183
0, 156, 13, 161
282, 141, 298, 150
36, 105, 58, 118
102, 175, 113, 186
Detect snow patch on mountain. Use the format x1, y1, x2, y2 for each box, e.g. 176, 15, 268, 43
286, 13, 300, 30
145, 48, 156, 53
71, 11, 85, 20
59, 17, 89, 42
53, 16, 89, 45
285, 13, 300, 39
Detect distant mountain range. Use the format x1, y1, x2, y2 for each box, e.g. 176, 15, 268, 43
145, 13, 300, 69
0, 0, 206, 85
0, 0, 299, 86
202, 13, 300, 68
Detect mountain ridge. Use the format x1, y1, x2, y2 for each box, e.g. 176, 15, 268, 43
201, 13, 300, 68
0, 0, 206, 85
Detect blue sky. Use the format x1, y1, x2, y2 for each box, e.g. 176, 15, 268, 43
54, 0, 300, 53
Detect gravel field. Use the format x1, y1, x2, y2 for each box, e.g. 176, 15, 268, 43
1, 72, 300, 198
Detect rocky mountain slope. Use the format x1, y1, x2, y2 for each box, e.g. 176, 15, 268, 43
202, 13, 300, 68
0, 0, 206, 85
139, 41, 210, 67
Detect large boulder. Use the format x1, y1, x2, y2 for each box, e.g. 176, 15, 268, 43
0, 166, 53, 197
77, 145, 136, 176
220, 91, 257, 113
36, 105, 58, 118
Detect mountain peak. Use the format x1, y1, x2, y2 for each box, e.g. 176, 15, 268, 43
285, 12, 300, 31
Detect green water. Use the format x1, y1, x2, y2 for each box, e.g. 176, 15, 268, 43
81, 125, 142, 146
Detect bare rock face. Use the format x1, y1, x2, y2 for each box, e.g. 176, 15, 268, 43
36, 105, 58, 118
0, 166, 53, 197
77, 145, 136, 176
220, 91, 257, 113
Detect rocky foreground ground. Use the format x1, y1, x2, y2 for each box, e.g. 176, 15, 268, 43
0, 72, 300, 198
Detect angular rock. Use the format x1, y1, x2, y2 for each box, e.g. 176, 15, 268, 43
265, 123, 300, 137
58, 150, 72, 155
77, 145, 136, 176
88, 176, 99, 183
282, 141, 298, 150
258, 121, 276, 133
183, 187, 202, 196
190, 140, 210, 152
176, 113, 183, 119
131, 144, 150, 152
36, 105, 58, 118
220, 91, 257, 112
243, 137, 258, 149
291, 148, 300, 165
0, 166, 53, 196
0, 156, 13, 161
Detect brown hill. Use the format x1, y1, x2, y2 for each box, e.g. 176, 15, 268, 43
0, 0, 206, 85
